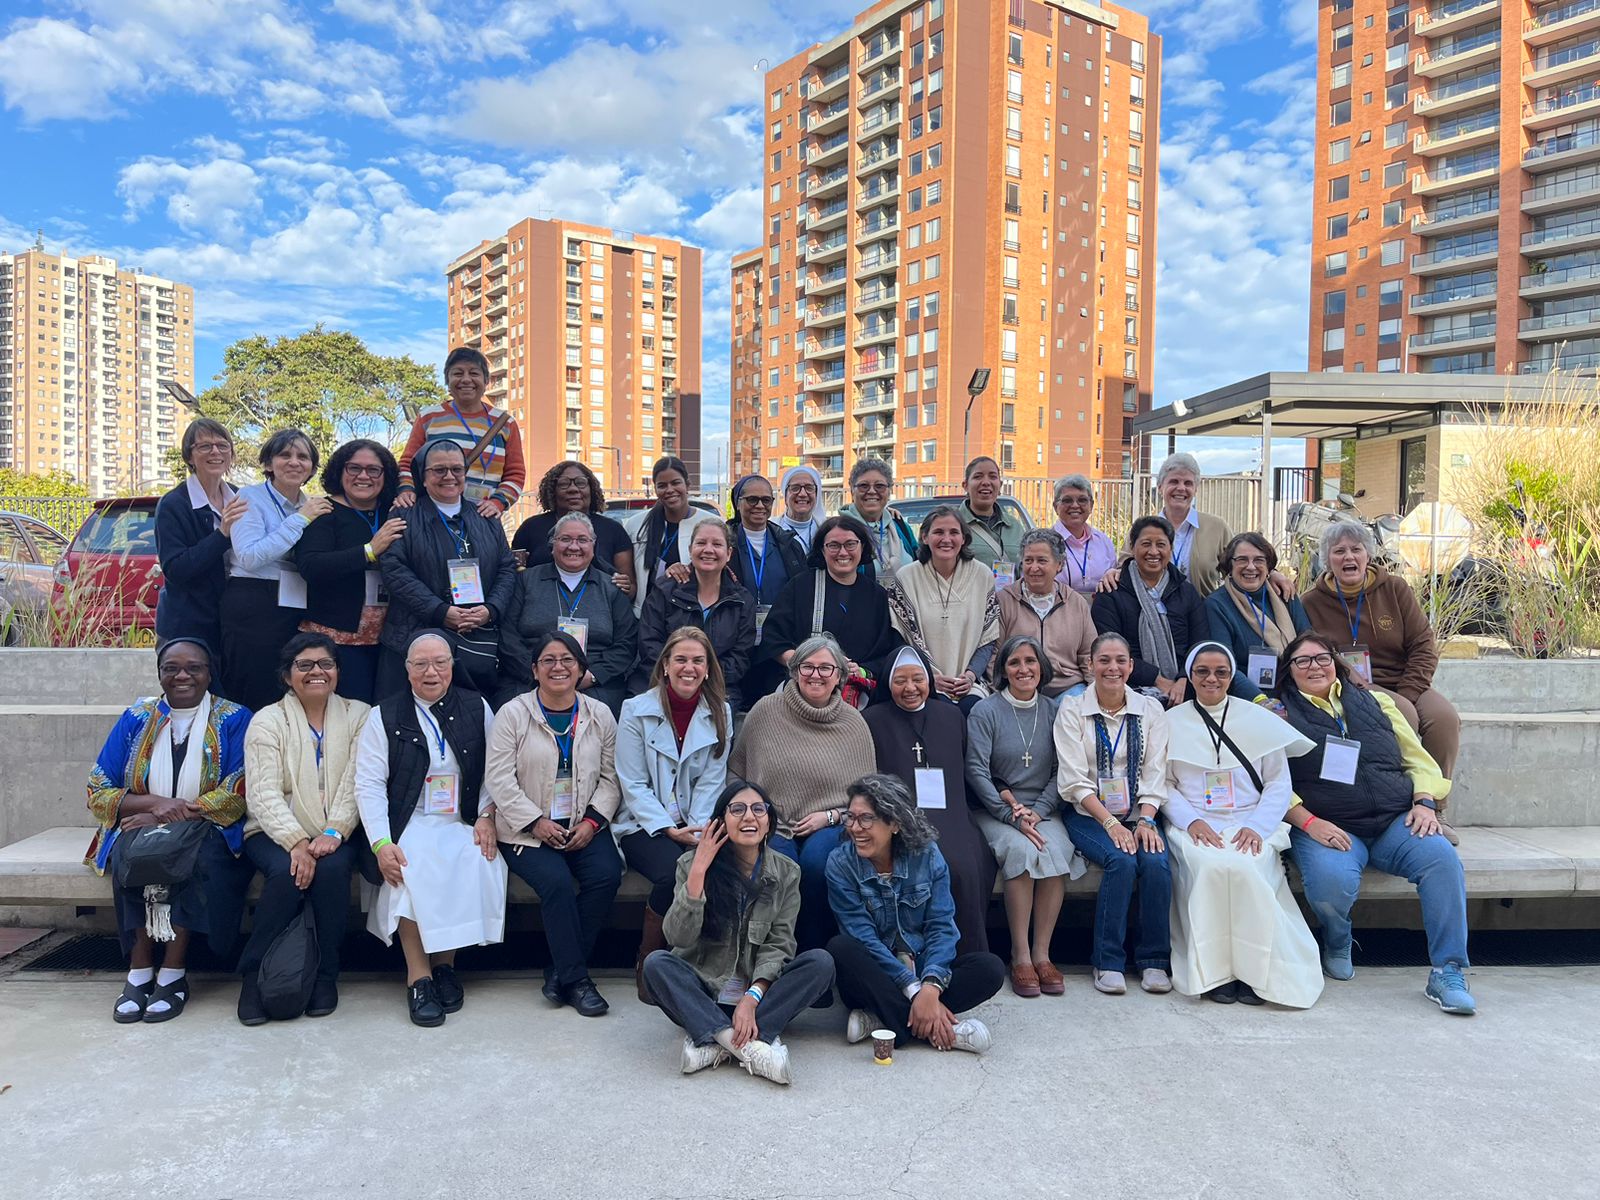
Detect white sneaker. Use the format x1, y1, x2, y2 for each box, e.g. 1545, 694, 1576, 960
1141, 968, 1172, 994
846, 1008, 883, 1044
738, 1037, 793, 1085
951, 1019, 991, 1054
680, 1035, 731, 1075
1093, 969, 1127, 995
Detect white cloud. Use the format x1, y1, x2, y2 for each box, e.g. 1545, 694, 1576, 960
118, 156, 263, 238
0, 18, 142, 120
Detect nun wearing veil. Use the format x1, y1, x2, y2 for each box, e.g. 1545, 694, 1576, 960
1162, 641, 1323, 1009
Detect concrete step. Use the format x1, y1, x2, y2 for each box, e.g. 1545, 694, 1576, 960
1434, 657, 1600, 714
0, 649, 156, 707
1449, 709, 1600, 828
0, 706, 128, 850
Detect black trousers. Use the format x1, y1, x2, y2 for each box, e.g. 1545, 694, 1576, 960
111, 822, 253, 961
219, 578, 299, 713
826, 934, 1005, 1045
237, 833, 355, 983
619, 830, 686, 916
501, 837, 624, 988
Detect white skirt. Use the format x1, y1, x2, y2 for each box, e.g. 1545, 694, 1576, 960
1166, 823, 1324, 1009
365, 809, 508, 954
973, 811, 1085, 881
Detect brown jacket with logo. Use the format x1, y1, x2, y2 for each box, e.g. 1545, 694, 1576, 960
1300, 565, 1438, 702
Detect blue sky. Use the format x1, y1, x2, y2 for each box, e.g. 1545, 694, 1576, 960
0, 0, 1318, 479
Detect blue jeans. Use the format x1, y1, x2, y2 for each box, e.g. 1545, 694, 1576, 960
1290, 814, 1469, 968
1064, 812, 1171, 972
770, 825, 847, 951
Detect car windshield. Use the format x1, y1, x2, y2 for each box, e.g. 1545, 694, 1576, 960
72, 507, 157, 555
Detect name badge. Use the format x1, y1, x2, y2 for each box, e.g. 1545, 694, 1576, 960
716, 975, 751, 1006
1098, 776, 1131, 817
551, 772, 576, 821
914, 767, 947, 810
1341, 644, 1374, 687
1203, 769, 1236, 812
277, 568, 308, 609
364, 569, 387, 606
1246, 646, 1277, 690
754, 604, 771, 645
557, 616, 590, 653
1321, 735, 1362, 785
992, 559, 1016, 589
424, 773, 459, 816
448, 558, 485, 605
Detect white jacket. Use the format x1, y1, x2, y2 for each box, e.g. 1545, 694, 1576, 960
613, 688, 731, 838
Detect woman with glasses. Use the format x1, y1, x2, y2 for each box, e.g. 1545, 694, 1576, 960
499, 512, 637, 716
886, 507, 1001, 715
486, 629, 624, 1018
774, 465, 826, 553
355, 630, 505, 1027
726, 474, 808, 632
1273, 632, 1474, 1015
237, 633, 368, 1024
642, 780, 836, 1084
627, 455, 720, 615
826, 774, 1005, 1055
1163, 642, 1322, 1008
839, 456, 918, 577
393, 346, 527, 517
378, 439, 516, 700
1204, 533, 1311, 703
753, 514, 902, 709
996, 528, 1095, 699
731, 634, 877, 949
512, 461, 635, 599
291, 440, 406, 703
155, 418, 246, 677
617, 628, 732, 1004
635, 519, 757, 710
1050, 475, 1118, 596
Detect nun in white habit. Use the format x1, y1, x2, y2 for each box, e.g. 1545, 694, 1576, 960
1162, 640, 1324, 1009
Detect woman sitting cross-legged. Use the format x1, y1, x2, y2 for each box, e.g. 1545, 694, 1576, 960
825, 774, 1006, 1055
355, 630, 507, 1027
237, 633, 368, 1024
643, 781, 836, 1085
1274, 631, 1476, 1016
1162, 642, 1323, 1009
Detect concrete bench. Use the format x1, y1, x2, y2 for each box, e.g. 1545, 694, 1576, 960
3, 825, 1596, 910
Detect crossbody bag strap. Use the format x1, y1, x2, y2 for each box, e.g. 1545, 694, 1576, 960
811, 570, 826, 636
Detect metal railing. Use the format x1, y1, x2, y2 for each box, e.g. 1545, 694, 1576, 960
1527, 0, 1600, 31
1, 496, 97, 538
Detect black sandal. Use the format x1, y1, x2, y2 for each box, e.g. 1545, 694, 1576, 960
143, 976, 190, 1023
113, 979, 153, 1024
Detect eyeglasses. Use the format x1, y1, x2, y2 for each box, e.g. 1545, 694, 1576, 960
1289, 653, 1335, 670
1191, 666, 1232, 680
292, 657, 337, 673
538, 655, 580, 669
1057, 496, 1091, 508
1231, 555, 1269, 567
854, 482, 888, 493
739, 495, 774, 506
407, 657, 452, 672
343, 464, 385, 478
426, 466, 466, 479
840, 811, 881, 829
725, 802, 769, 817
822, 539, 860, 554
786, 483, 817, 496
158, 663, 207, 678
192, 441, 232, 455
797, 662, 839, 679
555, 536, 594, 547
556, 476, 590, 490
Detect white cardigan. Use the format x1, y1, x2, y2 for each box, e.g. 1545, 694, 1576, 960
612, 689, 731, 838
244, 693, 370, 849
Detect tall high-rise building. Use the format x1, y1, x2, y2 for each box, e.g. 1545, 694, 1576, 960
0, 246, 196, 495
1311, 0, 1600, 377
446, 219, 703, 495
729, 0, 1159, 492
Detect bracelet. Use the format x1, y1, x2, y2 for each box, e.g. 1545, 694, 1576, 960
322, 828, 342, 840
1101, 816, 1121, 832
744, 986, 764, 1004
363, 542, 376, 563
371, 836, 393, 852
582, 816, 601, 831
827, 808, 838, 827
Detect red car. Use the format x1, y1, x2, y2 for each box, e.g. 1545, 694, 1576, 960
50, 497, 161, 646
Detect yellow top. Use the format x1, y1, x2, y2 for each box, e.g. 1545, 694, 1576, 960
1298, 680, 1451, 801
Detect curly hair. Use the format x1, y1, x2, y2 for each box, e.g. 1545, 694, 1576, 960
535, 459, 607, 515
321, 438, 400, 509
846, 774, 938, 855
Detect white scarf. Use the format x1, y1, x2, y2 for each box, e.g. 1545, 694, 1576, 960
141, 692, 213, 941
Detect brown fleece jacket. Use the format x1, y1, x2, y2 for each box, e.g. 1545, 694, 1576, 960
1300, 565, 1438, 702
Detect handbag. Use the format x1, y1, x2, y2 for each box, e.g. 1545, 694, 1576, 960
257, 906, 319, 1021
113, 820, 211, 889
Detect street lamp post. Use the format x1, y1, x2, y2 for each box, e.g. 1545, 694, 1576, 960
962, 368, 991, 482
597, 444, 623, 491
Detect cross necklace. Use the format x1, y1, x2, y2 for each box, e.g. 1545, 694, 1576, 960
1007, 692, 1041, 768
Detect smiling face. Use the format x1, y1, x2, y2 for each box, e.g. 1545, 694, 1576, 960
423, 446, 468, 505
1189, 650, 1233, 706
844, 795, 897, 863
551, 520, 595, 573
820, 526, 863, 581
1004, 643, 1043, 698
1054, 487, 1092, 533
187, 432, 234, 483
446, 359, 487, 410
1328, 535, 1370, 586
925, 515, 965, 568
1021, 542, 1060, 594
157, 643, 211, 708
889, 661, 928, 710
795, 647, 840, 705
1091, 640, 1132, 692
341, 448, 386, 507
1159, 468, 1197, 516
737, 481, 775, 530
1230, 539, 1271, 591
554, 466, 592, 514
784, 474, 818, 521
965, 459, 1001, 512
288, 647, 339, 704
268, 437, 316, 492
1287, 638, 1339, 698
654, 467, 689, 518
721, 787, 772, 848
663, 636, 709, 699
533, 638, 582, 699
851, 469, 891, 520
1132, 525, 1172, 582
689, 523, 731, 576
405, 636, 454, 703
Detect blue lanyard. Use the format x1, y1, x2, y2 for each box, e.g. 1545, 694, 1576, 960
450, 402, 496, 471
416, 703, 446, 761
539, 698, 579, 768
266, 484, 296, 520
1174, 520, 1194, 570
1096, 714, 1126, 763
1338, 590, 1364, 643
659, 519, 678, 564
437, 509, 468, 556
307, 723, 324, 766
744, 535, 766, 593
1067, 535, 1092, 584
561, 579, 589, 617
355, 506, 381, 537
1248, 591, 1272, 638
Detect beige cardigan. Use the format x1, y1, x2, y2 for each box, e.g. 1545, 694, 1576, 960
486, 690, 621, 848
243, 693, 369, 849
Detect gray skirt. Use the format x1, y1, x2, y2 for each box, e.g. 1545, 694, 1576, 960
973, 810, 1085, 881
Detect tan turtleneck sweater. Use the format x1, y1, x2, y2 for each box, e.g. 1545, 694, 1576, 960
728, 682, 877, 837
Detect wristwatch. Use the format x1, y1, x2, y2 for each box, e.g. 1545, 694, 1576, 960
1414, 798, 1438, 812
1139, 816, 1158, 828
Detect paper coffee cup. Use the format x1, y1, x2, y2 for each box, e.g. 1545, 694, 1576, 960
871, 1029, 894, 1065
512, 549, 529, 570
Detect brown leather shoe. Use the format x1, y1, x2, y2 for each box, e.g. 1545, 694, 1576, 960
1439, 820, 1460, 847
1033, 959, 1066, 995
1010, 961, 1042, 998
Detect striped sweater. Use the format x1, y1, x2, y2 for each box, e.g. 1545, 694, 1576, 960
396, 401, 527, 512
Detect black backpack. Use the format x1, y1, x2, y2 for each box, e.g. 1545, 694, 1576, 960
257, 906, 319, 1020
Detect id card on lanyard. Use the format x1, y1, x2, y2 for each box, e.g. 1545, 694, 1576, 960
992, 559, 1016, 589
1096, 715, 1129, 815
1246, 646, 1278, 690
449, 559, 485, 604
1341, 645, 1374, 687
417, 703, 458, 816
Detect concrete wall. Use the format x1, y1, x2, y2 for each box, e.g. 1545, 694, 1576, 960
0, 649, 155, 706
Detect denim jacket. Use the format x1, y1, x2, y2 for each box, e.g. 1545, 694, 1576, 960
825, 841, 959, 992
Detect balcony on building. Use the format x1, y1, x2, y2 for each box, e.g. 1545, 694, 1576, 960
807, 166, 849, 199
1520, 256, 1600, 295
1412, 152, 1499, 195
855, 381, 896, 413
806, 297, 849, 327
1524, 121, 1600, 169
1520, 297, 1600, 339
1414, 24, 1499, 78
858, 418, 896, 447
1409, 320, 1497, 356
1527, 78, 1600, 132
1411, 234, 1499, 274
808, 263, 849, 296
857, 134, 900, 174
803, 394, 847, 424
854, 316, 897, 347
805, 231, 848, 266
1414, 67, 1499, 115
1523, 207, 1600, 254
854, 352, 897, 381
1525, 0, 1600, 47
1410, 271, 1498, 313
802, 59, 851, 104
1415, 0, 1497, 39
804, 427, 847, 455
856, 206, 900, 243
806, 363, 848, 388
809, 197, 850, 234
1523, 166, 1600, 211
855, 282, 898, 313
858, 103, 901, 140
859, 68, 901, 105
1526, 32, 1600, 88
857, 30, 902, 71
1519, 343, 1600, 371
807, 97, 850, 136
1414, 107, 1499, 155
806, 328, 849, 357
808, 129, 851, 169
855, 245, 899, 277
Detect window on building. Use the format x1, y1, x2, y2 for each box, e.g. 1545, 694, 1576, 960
1331, 62, 1352, 89
1332, 24, 1353, 50
1384, 120, 1407, 148
1330, 99, 1351, 127
1329, 138, 1351, 164
1324, 328, 1345, 352
1382, 200, 1404, 226
1379, 279, 1403, 305
1383, 160, 1406, 187
1326, 252, 1348, 277
1328, 214, 1349, 239
1325, 289, 1347, 315
1329, 175, 1351, 202
1380, 239, 1404, 266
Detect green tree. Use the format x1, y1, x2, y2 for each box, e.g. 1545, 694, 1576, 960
0, 468, 90, 498
179, 325, 445, 473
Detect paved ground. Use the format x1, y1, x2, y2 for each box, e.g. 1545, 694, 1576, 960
1, 964, 1597, 1199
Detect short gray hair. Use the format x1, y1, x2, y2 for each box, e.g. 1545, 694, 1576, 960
1053, 474, 1094, 506
1319, 518, 1377, 564
1020, 527, 1066, 563
847, 774, 938, 855
850, 456, 894, 488
789, 633, 848, 690
1156, 452, 1202, 487
549, 511, 596, 545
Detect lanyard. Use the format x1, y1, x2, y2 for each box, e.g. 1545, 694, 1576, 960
355, 506, 381, 537
1198, 701, 1231, 767
266, 483, 298, 520
1338, 590, 1364, 644
416, 703, 446, 762
437, 508, 469, 556
560, 578, 589, 617
1248, 591, 1272, 638
539, 697, 580, 769
659, 518, 678, 565
1067, 535, 1092, 584
307, 723, 324, 766
744, 535, 766, 593
871, 517, 890, 565
1095, 713, 1126, 764
1174, 520, 1194, 570
450, 402, 496, 471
